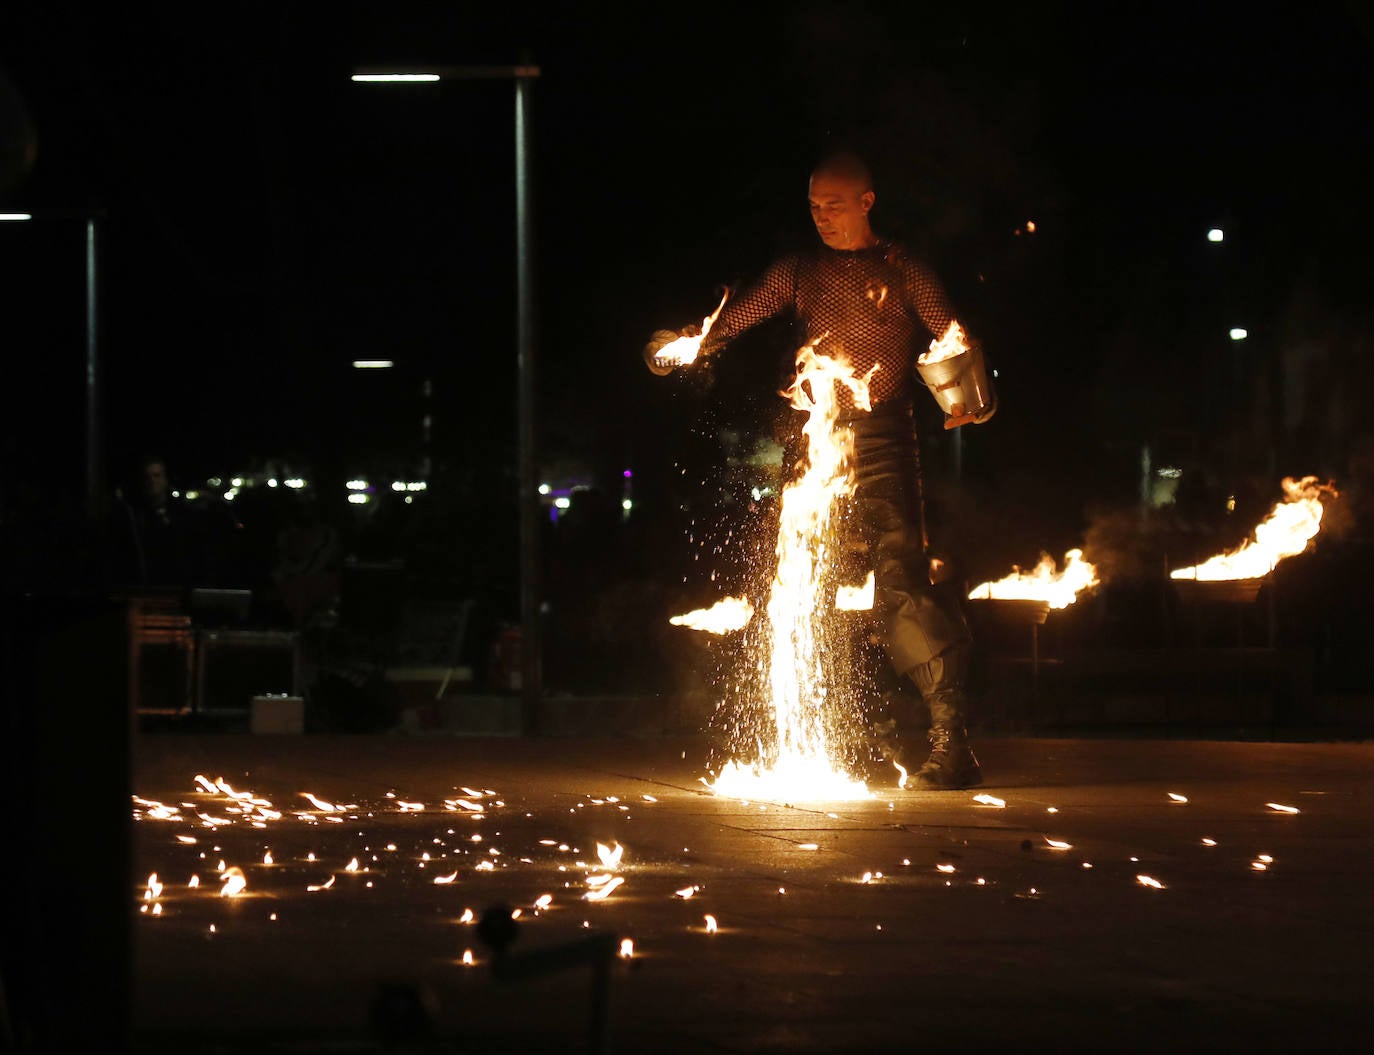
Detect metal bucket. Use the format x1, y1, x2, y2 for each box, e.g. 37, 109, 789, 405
915, 341, 993, 429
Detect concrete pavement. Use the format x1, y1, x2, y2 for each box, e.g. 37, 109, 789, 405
130, 733, 1374, 1053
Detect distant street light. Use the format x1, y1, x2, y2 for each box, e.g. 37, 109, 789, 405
352, 60, 544, 729
1229, 327, 1248, 341
1207, 228, 1224, 242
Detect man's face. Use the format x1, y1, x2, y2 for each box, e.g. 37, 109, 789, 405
808, 172, 876, 250
142, 462, 168, 505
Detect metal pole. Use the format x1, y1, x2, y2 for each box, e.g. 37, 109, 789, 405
85, 216, 100, 518
515, 70, 542, 732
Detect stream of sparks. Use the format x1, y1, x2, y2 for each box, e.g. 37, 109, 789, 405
708, 340, 876, 803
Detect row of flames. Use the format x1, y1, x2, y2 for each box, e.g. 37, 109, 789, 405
675, 475, 1338, 631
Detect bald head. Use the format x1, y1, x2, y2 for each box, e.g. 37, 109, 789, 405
808, 152, 877, 250
810, 152, 873, 193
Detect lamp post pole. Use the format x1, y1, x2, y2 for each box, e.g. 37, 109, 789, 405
352, 62, 543, 730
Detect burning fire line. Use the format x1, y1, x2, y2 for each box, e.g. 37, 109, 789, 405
1171, 476, 1338, 581
968, 548, 1099, 609
707, 339, 878, 803
670, 596, 753, 634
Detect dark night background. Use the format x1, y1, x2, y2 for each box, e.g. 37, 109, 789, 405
2, 1, 1373, 692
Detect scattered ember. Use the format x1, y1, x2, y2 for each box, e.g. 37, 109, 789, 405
894, 762, 908, 791
433, 871, 458, 885
596, 842, 625, 871
583, 877, 625, 902
1201, 838, 1217, 846
618, 938, 635, 959
219, 867, 247, 897
1266, 803, 1300, 814
307, 875, 336, 892
1136, 875, 1165, 890
973, 794, 1006, 808
1044, 838, 1072, 850
459, 909, 474, 923
461, 949, 474, 966
704, 915, 718, 934
1168, 793, 1189, 803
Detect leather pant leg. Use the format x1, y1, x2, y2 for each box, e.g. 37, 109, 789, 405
848, 401, 972, 726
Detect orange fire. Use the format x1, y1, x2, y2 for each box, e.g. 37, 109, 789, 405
1171, 476, 1337, 581
834, 571, 875, 611
918, 320, 969, 366
968, 548, 1098, 609
651, 290, 730, 369
707, 339, 877, 803
670, 596, 753, 634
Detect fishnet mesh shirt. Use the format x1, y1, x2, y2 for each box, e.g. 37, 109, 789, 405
701, 242, 958, 409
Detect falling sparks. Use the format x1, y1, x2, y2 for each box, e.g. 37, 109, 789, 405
618, 938, 635, 959
649, 289, 729, 369
936, 864, 956, 874
188, 875, 200, 889
461, 949, 474, 966
534, 894, 553, 910
1251, 861, 1268, 871
670, 596, 754, 634
1136, 875, 1165, 890
1168, 793, 1189, 803
1202, 837, 1217, 846
307, 875, 336, 892
434, 871, 459, 885
968, 548, 1099, 609
396, 801, 425, 812
301, 793, 338, 812
675, 886, 698, 899
345, 857, 360, 872
219, 867, 247, 898
1172, 476, 1337, 580
1044, 838, 1072, 850
798, 843, 819, 851
894, 762, 908, 791
145, 873, 163, 900
175, 835, 197, 845
262, 851, 273, 865
704, 341, 877, 804
1266, 802, 1301, 814
459, 908, 475, 923
973, 794, 1005, 808
704, 914, 718, 934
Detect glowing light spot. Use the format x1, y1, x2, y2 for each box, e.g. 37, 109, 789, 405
1136, 874, 1165, 890
704, 914, 718, 934
973, 794, 1005, 808
1168, 793, 1188, 803
1266, 802, 1300, 814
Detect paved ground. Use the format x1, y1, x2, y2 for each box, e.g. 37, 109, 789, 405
129, 733, 1374, 1053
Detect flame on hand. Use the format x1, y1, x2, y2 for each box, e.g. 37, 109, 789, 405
1171, 476, 1337, 581
969, 548, 1099, 609
652, 290, 730, 370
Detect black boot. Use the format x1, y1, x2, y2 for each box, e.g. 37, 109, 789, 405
909, 648, 982, 791
913, 722, 982, 790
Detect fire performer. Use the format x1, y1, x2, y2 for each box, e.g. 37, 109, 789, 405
644, 152, 994, 790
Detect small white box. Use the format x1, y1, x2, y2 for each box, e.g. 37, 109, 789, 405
251, 695, 305, 734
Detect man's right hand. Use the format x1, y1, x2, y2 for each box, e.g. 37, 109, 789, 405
643, 324, 702, 376
643, 330, 680, 375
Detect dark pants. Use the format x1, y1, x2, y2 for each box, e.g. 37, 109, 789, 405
846, 399, 972, 727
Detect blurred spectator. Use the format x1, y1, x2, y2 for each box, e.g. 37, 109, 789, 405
270, 495, 342, 626
107, 455, 214, 587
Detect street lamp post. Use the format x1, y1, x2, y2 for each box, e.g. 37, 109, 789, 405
1, 210, 103, 518
352, 62, 543, 731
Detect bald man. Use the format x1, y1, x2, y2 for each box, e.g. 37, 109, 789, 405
646, 153, 993, 791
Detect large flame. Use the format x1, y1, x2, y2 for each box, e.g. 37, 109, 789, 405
917, 320, 969, 366
670, 596, 754, 634
651, 290, 730, 369
968, 548, 1098, 609
707, 339, 877, 803
1171, 476, 1337, 581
